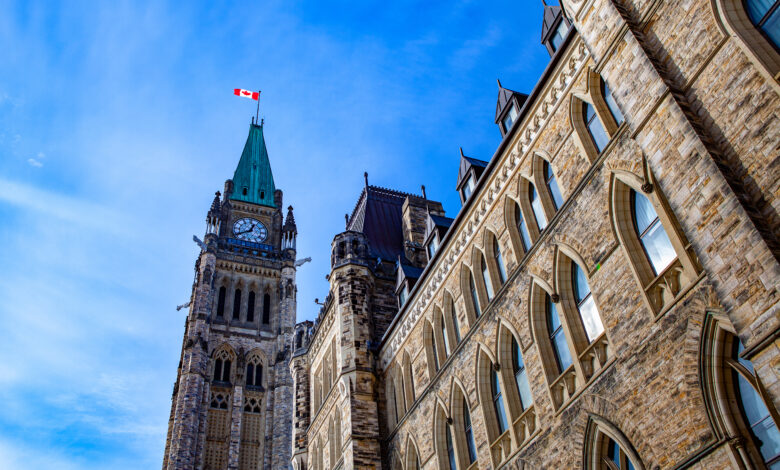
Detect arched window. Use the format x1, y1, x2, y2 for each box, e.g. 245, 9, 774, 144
491, 367, 509, 435
435, 405, 456, 470
246, 355, 263, 388
514, 202, 532, 252
604, 437, 636, 469
544, 161, 564, 210
403, 352, 416, 405
388, 375, 400, 427
529, 183, 548, 231
445, 420, 457, 470
746, 0, 780, 48
584, 102, 609, 153
216, 286, 226, 318
406, 439, 421, 470
247, 291, 256, 322
424, 320, 440, 375
481, 255, 495, 301
512, 337, 533, 411
584, 416, 644, 470
439, 312, 451, 359
469, 271, 482, 318
463, 400, 477, 465
262, 293, 271, 324
448, 298, 462, 344
572, 263, 604, 343
494, 240, 507, 284
547, 294, 573, 374
602, 81, 624, 125
213, 350, 232, 383
632, 190, 676, 275
232, 289, 242, 320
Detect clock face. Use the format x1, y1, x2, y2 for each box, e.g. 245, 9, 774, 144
232, 218, 268, 243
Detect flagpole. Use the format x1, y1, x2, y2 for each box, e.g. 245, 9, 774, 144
256, 91, 261, 125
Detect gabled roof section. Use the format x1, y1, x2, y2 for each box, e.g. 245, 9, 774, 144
495, 80, 529, 123
230, 123, 276, 207
456, 149, 489, 190
541, 3, 563, 42
346, 185, 415, 261
425, 213, 454, 242
395, 259, 424, 293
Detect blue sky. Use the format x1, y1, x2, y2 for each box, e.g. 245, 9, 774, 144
0, 0, 552, 467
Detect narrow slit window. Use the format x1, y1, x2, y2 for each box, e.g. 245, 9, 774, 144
469, 272, 482, 318
515, 203, 532, 252
547, 294, 573, 374
602, 81, 624, 125
262, 293, 271, 324
247, 291, 255, 323
216, 286, 226, 318
440, 316, 451, 358
232, 289, 241, 320
512, 337, 533, 411
481, 256, 494, 301
494, 240, 507, 284
544, 161, 564, 210
491, 366, 509, 434
450, 300, 461, 343
530, 183, 548, 231
446, 422, 457, 470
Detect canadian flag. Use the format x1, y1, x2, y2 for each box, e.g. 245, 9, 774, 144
234, 89, 260, 100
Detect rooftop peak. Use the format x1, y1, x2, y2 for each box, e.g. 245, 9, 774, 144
230, 122, 277, 208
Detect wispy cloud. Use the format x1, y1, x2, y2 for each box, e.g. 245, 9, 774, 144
27, 157, 43, 167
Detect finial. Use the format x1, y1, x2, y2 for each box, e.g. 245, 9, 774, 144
345, 214, 349, 228
541, 0, 548, 6
460, 147, 466, 158
364, 172, 369, 188
215, 191, 221, 197
251, 116, 255, 125
497, 78, 502, 89
421, 185, 427, 199
288, 205, 294, 211
261, 118, 264, 126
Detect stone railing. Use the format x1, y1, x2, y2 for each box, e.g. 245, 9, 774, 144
512, 405, 537, 448
549, 365, 578, 410
490, 429, 513, 468
644, 256, 695, 313
578, 333, 609, 380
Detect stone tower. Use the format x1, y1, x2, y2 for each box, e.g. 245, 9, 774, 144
162, 122, 298, 470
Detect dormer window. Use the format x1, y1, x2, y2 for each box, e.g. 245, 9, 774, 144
427, 234, 439, 260
462, 174, 476, 201
502, 104, 519, 133
399, 285, 409, 307
549, 20, 568, 52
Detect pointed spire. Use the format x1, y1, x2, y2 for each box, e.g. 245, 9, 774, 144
209, 191, 222, 213
284, 205, 297, 232
497, 78, 503, 89
230, 123, 277, 207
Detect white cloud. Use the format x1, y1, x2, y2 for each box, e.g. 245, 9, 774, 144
27, 158, 43, 167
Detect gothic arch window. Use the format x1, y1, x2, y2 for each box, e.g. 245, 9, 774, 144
247, 290, 256, 322
387, 373, 400, 428
584, 101, 609, 153
402, 351, 416, 405
444, 294, 462, 344
466, 268, 482, 320
496, 324, 534, 420
477, 350, 510, 447
406, 437, 421, 470
245, 353, 264, 389
479, 252, 495, 302
395, 366, 408, 417
435, 307, 452, 362
531, 153, 564, 225
424, 320, 440, 377
602, 81, 624, 126
583, 416, 644, 470
213, 348, 234, 384
714, 0, 780, 82
557, 254, 605, 344
544, 160, 564, 210
610, 172, 700, 315
450, 382, 477, 468
547, 293, 573, 375
506, 198, 533, 259
232, 288, 242, 320
702, 314, 780, 469
483, 232, 508, 289
216, 286, 227, 318
262, 293, 271, 324
434, 404, 456, 470
529, 182, 548, 231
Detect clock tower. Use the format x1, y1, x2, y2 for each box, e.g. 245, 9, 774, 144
162, 121, 299, 470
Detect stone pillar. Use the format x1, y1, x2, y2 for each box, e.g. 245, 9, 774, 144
228, 386, 244, 470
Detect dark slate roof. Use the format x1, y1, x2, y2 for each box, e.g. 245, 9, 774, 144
456, 152, 489, 190
541, 4, 563, 42
495, 83, 529, 123
426, 213, 454, 246
347, 186, 416, 261
396, 260, 424, 291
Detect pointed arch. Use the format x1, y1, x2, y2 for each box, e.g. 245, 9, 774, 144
402, 350, 416, 407
405, 434, 421, 470
532, 152, 564, 217
583, 415, 645, 470
450, 379, 477, 468
482, 228, 507, 293
471, 245, 494, 305
433, 306, 452, 364
434, 401, 455, 470
555, 246, 606, 348
496, 319, 533, 421
442, 290, 462, 346
245, 349, 267, 389
571, 94, 609, 162
586, 68, 621, 136
504, 194, 533, 263
475, 346, 509, 444
423, 319, 440, 379
212, 344, 237, 384
386, 371, 400, 429
460, 264, 481, 326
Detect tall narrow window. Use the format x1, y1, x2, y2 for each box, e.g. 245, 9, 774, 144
515, 203, 532, 252
399, 286, 408, 308
462, 175, 476, 201
440, 315, 451, 358
246, 363, 262, 387
544, 161, 564, 210
632, 191, 676, 275
547, 295, 573, 374
529, 183, 548, 231
216, 286, 226, 318
469, 272, 482, 318
431, 328, 440, 372
450, 300, 461, 343
232, 289, 242, 320
550, 20, 569, 51
445, 423, 457, 470
512, 338, 533, 411
584, 102, 610, 152
746, 0, 780, 48
602, 81, 624, 125
733, 341, 780, 467
463, 401, 477, 464
262, 293, 271, 324
573, 263, 604, 342
502, 103, 519, 133
247, 291, 256, 323
494, 240, 507, 284
215, 357, 231, 383
481, 256, 494, 301
491, 367, 509, 435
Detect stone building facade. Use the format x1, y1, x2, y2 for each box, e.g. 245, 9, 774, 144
162, 122, 300, 470
292, 1, 780, 470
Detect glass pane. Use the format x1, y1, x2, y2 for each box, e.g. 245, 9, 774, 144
753, 416, 780, 465
495, 243, 507, 283
446, 425, 457, 470
470, 274, 481, 317
603, 82, 624, 125
573, 263, 591, 303
579, 295, 604, 342
530, 184, 548, 230
516, 204, 532, 251
451, 303, 461, 343
441, 318, 450, 357
515, 368, 533, 411
737, 371, 771, 426
747, 0, 775, 22
548, 173, 565, 210
503, 106, 515, 132
431, 331, 440, 371
547, 297, 561, 332
495, 394, 509, 434
633, 191, 657, 234
608, 439, 620, 466
482, 258, 494, 300
642, 221, 677, 274
763, 7, 780, 48
587, 107, 610, 152
553, 330, 573, 372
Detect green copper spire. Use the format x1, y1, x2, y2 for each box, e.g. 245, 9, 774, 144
230, 123, 276, 207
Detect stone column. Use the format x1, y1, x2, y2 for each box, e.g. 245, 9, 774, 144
228, 386, 244, 470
